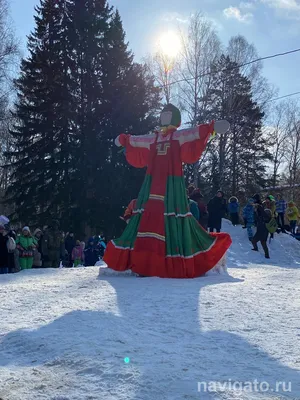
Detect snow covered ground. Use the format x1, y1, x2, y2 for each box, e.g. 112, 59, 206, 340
1, 220, 300, 400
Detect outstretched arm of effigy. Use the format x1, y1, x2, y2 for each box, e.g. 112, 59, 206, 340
115, 133, 156, 168
115, 133, 156, 149
178, 120, 229, 164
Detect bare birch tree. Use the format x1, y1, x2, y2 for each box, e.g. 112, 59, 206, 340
176, 13, 221, 185
177, 12, 221, 126
0, 0, 19, 193
144, 52, 178, 104
266, 101, 289, 187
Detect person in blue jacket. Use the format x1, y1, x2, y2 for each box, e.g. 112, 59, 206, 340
228, 196, 240, 226
243, 198, 255, 241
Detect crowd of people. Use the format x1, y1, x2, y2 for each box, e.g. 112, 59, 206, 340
0, 219, 106, 275
1, 190, 299, 275
187, 188, 300, 259
122, 188, 300, 259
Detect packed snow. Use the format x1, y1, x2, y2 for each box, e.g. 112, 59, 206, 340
1, 220, 300, 400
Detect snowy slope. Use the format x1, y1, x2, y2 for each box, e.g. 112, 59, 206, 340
0, 221, 300, 400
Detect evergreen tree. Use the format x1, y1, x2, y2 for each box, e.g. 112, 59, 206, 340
6, 0, 160, 236
199, 55, 271, 196
6, 0, 76, 226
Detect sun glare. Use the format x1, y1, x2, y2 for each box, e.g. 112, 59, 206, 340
158, 31, 181, 58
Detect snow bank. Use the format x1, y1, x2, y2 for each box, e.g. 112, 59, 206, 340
0, 221, 300, 400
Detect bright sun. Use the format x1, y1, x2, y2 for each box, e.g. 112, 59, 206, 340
158, 31, 181, 58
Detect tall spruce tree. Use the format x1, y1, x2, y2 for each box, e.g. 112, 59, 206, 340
6, 0, 160, 235
6, 0, 77, 225
199, 55, 271, 196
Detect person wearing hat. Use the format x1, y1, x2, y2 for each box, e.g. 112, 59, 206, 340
0, 224, 9, 274
16, 227, 36, 270
263, 195, 276, 217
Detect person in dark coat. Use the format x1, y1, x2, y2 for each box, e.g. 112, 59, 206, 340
207, 191, 227, 232
252, 205, 271, 259
252, 193, 262, 206
0, 224, 9, 274
65, 232, 76, 268
84, 239, 99, 266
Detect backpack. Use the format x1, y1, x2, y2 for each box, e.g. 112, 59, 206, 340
7, 236, 16, 252
266, 217, 278, 234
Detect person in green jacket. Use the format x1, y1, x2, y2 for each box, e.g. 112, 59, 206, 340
16, 226, 36, 270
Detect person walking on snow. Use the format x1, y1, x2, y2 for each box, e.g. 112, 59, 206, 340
243, 198, 255, 241
286, 201, 299, 235
276, 194, 287, 233
228, 196, 240, 226
16, 227, 36, 270
252, 206, 271, 259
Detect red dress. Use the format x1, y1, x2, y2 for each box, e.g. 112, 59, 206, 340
104, 123, 232, 278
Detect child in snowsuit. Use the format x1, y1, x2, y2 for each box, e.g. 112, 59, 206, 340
243, 198, 255, 241
252, 206, 271, 259
72, 240, 84, 267
228, 196, 240, 226
286, 201, 299, 235
16, 226, 36, 270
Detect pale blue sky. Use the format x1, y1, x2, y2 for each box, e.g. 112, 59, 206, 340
9, 0, 300, 98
